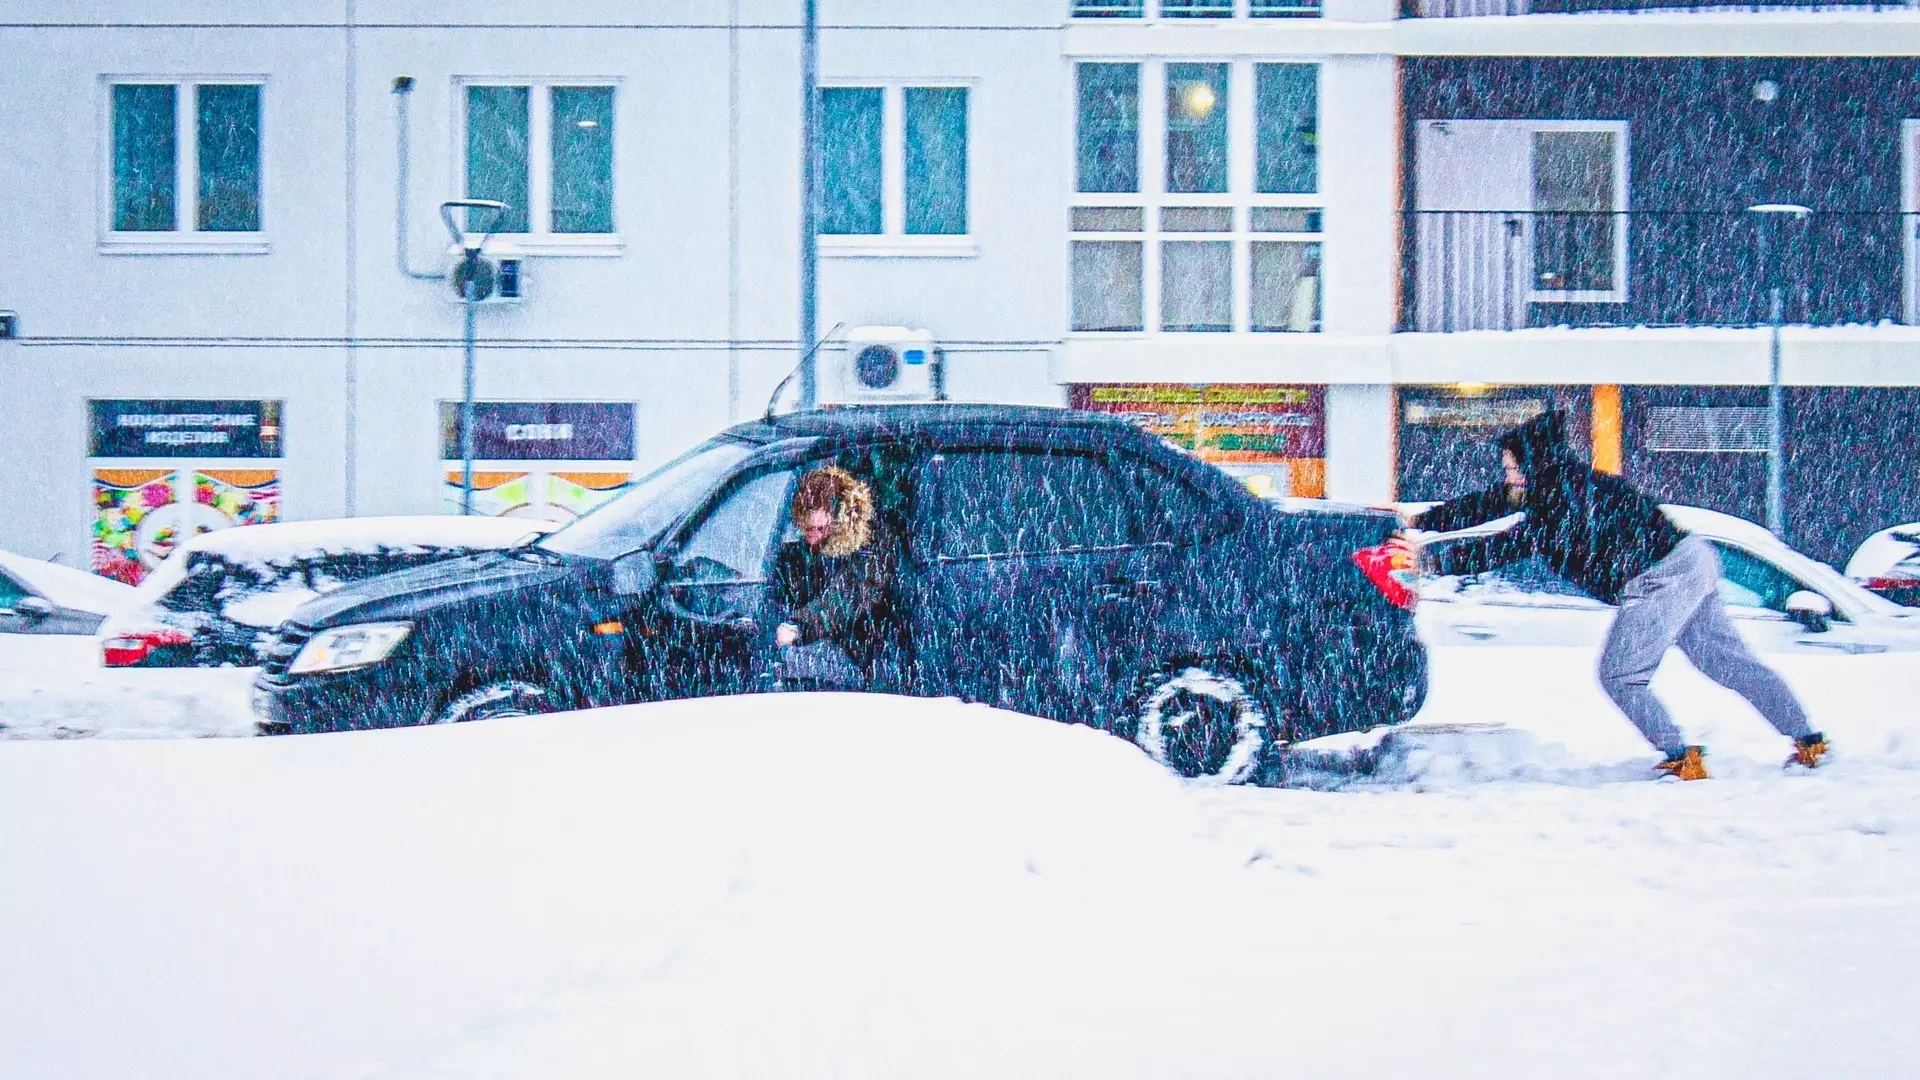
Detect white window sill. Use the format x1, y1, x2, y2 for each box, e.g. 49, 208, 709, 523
495, 235, 626, 258
97, 235, 270, 256
819, 235, 978, 259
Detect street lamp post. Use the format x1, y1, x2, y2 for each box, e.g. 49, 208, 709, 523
439, 199, 511, 516
1746, 202, 1810, 540
798, 0, 820, 409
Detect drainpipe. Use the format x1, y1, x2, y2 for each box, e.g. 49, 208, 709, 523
392, 76, 442, 281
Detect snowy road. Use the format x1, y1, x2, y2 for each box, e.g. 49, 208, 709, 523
0, 642, 1915, 1077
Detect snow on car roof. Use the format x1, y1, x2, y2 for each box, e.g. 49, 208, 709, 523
1844, 524, 1920, 580
0, 550, 135, 616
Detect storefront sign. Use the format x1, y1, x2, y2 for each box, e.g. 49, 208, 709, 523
1071, 383, 1326, 497
88, 399, 283, 458
438, 401, 636, 461
1402, 398, 1546, 429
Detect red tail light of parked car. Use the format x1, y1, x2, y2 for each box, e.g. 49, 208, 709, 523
101, 629, 192, 667
1353, 541, 1420, 611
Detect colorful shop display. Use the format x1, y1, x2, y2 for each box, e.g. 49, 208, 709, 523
439, 402, 636, 522
87, 401, 285, 583
1070, 383, 1327, 498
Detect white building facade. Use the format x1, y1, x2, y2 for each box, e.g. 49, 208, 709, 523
4, 0, 1920, 576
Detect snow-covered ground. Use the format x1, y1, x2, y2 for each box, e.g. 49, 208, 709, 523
0, 635, 255, 740
1, 642, 1916, 1078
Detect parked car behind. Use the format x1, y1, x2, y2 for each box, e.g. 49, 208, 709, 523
98, 517, 550, 668
0, 550, 134, 635
1415, 504, 1920, 655
1845, 523, 1920, 608
254, 405, 1428, 783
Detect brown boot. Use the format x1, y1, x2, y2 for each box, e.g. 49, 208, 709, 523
1786, 733, 1829, 769
1654, 746, 1709, 781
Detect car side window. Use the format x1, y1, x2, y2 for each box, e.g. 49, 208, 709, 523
934, 450, 1134, 559
1120, 454, 1217, 544
670, 469, 797, 585
1711, 541, 1802, 613
0, 570, 28, 611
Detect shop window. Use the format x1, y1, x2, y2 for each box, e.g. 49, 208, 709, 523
1070, 62, 1323, 334
463, 81, 616, 241
108, 80, 262, 242
821, 84, 971, 248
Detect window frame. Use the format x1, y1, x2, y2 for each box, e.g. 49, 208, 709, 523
816, 78, 978, 260
1069, 0, 1323, 19
454, 76, 624, 257
1068, 58, 1324, 337
98, 75, 269, 255
1524, 119, 1630, 305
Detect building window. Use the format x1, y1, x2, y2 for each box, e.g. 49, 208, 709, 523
1071, 61, 1322, 334
1069, 1, 1322, 17
462, 81, 616, 243
820, 84, 972, 254
1531, 128, 1620, 295
108, 80, 262, 241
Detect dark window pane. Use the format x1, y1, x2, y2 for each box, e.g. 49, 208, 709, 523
1161, 0, 1233, 15
1071, 0, 1144, 14
1255, 64, 1317, 195
1166, 63, 1228, 195
551, 86, 614, 233
1160, 206, 1232, 231
1251, 0, 1323, 17
1531, 130, 1617, 292
112, 84, 176, 232
1070, 206, 1143, 232
1072, 241, 1143, 331
1076, 63, 1138, 194
466, 85, 531, 233
937, 451, 1134, 558
1161, 240, 1232, 331
1249, 207, 1321, 233
1251, 241, 1321, 332
904, 87, 967, 235
196, 84, 261, 232
821, 87, 884, 235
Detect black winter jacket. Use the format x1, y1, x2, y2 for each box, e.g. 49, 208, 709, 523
1412, 410, 1685, 605
771, 540, 894, 668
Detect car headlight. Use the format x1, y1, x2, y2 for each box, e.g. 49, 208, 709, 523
288, 622, 414, 675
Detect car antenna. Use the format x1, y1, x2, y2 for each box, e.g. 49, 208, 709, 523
764, 322, 847, 423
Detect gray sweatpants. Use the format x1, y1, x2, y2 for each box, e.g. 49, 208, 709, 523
1597, 535, 1814, 755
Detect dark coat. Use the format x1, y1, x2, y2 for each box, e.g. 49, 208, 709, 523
1412, 410, 1685, 605
771, 540, 894, 669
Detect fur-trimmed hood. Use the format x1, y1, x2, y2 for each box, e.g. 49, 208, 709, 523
795, 467, 874, 558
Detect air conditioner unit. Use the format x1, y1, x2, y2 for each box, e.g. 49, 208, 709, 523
829, 326, 943, 403
444, 239, 523, 303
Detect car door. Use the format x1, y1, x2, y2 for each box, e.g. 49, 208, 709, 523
1707, 540, 1886, 655
1414, 554, 1614, 648
910, 443, 1142, 719
651, 464, 800, 697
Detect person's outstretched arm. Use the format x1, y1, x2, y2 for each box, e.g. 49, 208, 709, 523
1409, 486, 1515, 533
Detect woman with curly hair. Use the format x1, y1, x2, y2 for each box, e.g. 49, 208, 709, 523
771, 466, 895, 690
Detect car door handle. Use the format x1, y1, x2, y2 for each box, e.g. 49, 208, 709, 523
1455, 623, 1500, 640
1094, 579, 1162, 602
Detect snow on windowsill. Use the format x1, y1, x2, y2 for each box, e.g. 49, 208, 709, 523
819, 235, 979, 259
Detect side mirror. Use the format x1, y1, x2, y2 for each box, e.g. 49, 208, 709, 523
14, 595, 55, 620
610, 550, 660, 596
1786, 590, 1832, 633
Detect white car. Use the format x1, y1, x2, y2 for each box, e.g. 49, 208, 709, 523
0, 550, 135, 635
1414, 505, 1920, 656
1845, 522, 1920, 608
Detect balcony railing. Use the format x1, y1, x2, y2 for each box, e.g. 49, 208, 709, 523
1401, 209, 1920, 331
1071, 0, 1322, 16
1405, 0, 1917, 15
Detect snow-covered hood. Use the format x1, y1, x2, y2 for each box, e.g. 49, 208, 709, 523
0, 551, 135, 617
1845, 524, 1920, 582
291, 550, 572, 629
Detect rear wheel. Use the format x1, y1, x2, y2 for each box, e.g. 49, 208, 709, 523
429, 680, 551, 725
1121, 664, 1276, 784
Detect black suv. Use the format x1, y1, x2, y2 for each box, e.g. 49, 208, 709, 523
254, 406, 1426, 782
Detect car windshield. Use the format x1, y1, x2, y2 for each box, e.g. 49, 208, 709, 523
536, 437, 757, 560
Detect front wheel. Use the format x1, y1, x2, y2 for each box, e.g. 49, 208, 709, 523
428, 680, 552, 725
1122, 665, 1275, 784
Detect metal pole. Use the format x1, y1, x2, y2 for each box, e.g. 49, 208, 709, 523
1767, 284, 1785, 539
797, 0, 819, 409
461, 284, 477, 516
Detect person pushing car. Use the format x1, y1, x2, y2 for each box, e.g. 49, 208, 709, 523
1397, 409, 1828, 780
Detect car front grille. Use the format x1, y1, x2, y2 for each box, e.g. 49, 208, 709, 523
260, 623, 314, 677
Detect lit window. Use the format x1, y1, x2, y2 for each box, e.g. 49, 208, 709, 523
109, 80, 262, 236
463, 81, 616, 238
1071, 62, 1323, 334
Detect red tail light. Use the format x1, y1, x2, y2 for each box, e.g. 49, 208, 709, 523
101, 629, 192, 667
1353, 542, 1420, 611
1862, 577, 1915, 592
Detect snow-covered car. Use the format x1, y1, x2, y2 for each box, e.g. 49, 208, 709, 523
97, 517, 550, 668
1844, 523, 1920, 608
1415, 505, 1920, 655
0, 550, 135, 635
